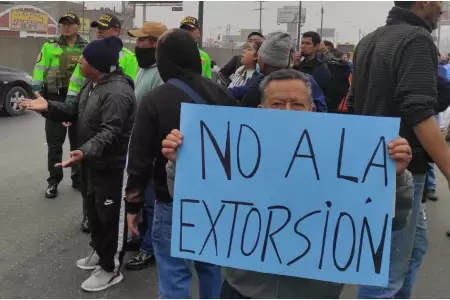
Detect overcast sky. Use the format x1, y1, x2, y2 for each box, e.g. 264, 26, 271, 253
85, 1, 450, 47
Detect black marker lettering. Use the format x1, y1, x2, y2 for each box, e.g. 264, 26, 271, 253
357, 214, 389, 274
199, 201, 226, 256
332, 212, 356, 271
319, 201, 332, 269
261, 206, 291, 264
200, 120, 231, 180
337, 128, 358, 183
362, 136, 388, 186
222, 200, 254, 258
287, 210, 321, 266
237, 124, 262, 178
179, 199, 200, 254
240, 207, 262, 256
285, 129, 320, 180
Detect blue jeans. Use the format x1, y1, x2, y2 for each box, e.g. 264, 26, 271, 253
427, 163, 436, 190
140, 185, 156, 255
152, 201, 223, 299
427, 115, 441, 190
357, 174, 428, 299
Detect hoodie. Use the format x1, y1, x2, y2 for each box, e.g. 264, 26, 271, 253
294, 51, 332, 97
165, 162, 413, 298
125, 29, 236, 214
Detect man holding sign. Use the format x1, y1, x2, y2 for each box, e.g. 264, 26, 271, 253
162, 69, 413, 298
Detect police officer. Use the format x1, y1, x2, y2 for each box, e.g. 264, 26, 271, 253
32, 12, 88, 199
67, 13, 138, 101
180, 16, 212, 79
65, 13, 138, 233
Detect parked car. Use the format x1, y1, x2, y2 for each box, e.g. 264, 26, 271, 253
0, 66, 33, 116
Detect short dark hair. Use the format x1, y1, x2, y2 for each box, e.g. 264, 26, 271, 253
323, 40, 334, 49
248, 31, 264, 39
394, 1, 415, 9
302, 31, 321, 45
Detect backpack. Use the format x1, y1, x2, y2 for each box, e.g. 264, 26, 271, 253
325, 58, 352, 112
337, 73, 352, 113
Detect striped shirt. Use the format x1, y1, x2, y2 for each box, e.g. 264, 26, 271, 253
347, 6, 438, 173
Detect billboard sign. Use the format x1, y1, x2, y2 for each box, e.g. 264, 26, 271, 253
10, 9, 48, 32
441, 2, 450, 25
79, 18, 90, 33
277, 6, 306, 24
316, 28, 335, 39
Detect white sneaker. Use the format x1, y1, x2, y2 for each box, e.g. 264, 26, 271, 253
76, 251, 100, 270
422, 203, 427, 221
81, 267, 123, 292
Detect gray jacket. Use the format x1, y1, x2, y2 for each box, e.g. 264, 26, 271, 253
166, 161, 414, 298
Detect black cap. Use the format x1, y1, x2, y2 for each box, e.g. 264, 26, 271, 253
91, 13, 121, 29
180, 16, 200, 30
59, 12, 80, 25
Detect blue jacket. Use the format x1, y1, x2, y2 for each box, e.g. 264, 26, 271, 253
235, 71, 328, 112
437, 74, 450, 113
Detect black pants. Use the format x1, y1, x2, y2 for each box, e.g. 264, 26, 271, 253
81, 165, 127, 272
45, 106, 80, 186
221, 280, 250, 299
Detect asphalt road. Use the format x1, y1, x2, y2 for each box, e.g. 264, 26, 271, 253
1, 111, 450, 298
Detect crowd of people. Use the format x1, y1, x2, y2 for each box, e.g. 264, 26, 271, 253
16, 0, 450, 298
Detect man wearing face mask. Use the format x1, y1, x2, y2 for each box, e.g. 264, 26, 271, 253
123, 21, 167, 270
128, 22, 168, 107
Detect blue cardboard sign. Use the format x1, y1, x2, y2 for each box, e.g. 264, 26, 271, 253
172, 103, 400, 287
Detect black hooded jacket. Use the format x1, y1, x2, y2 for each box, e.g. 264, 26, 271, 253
44, 69, 136, 170
294, 51, 332, 96
125, 29, 236, 213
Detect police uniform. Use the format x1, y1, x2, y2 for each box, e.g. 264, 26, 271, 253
32, 13, 88, 198
67, 13, 138, 100
180, 16, 212, 79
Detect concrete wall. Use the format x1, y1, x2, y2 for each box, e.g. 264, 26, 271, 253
0, 37, 242, 74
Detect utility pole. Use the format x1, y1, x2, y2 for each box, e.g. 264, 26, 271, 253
198, 1, 204, 47
82, 1, 85, 37
255, 1, 266, 34
437, 20, 442, 50
296, 1, 302, 51
319, 4, 324, 37
142, 3, 147, 26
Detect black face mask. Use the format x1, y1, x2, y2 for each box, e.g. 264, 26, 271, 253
135, 46, 157, 69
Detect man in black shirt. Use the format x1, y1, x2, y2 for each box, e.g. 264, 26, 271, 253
347, 1, 448, 298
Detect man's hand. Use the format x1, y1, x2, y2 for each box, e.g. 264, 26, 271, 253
388, 137, 412, 175
127, 213, 139, 236
19, 92, 49, 112
55, 150, 84, 168
294, 52, 302, 67
162, 129, 184, 163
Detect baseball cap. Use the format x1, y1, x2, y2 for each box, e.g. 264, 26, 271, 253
59, 12, 80, 25
180, 16, 200, 30
91, 13, 121, 29
128, 21, 168, 38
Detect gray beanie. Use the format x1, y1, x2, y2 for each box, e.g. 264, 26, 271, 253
258, 32, 292, 69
